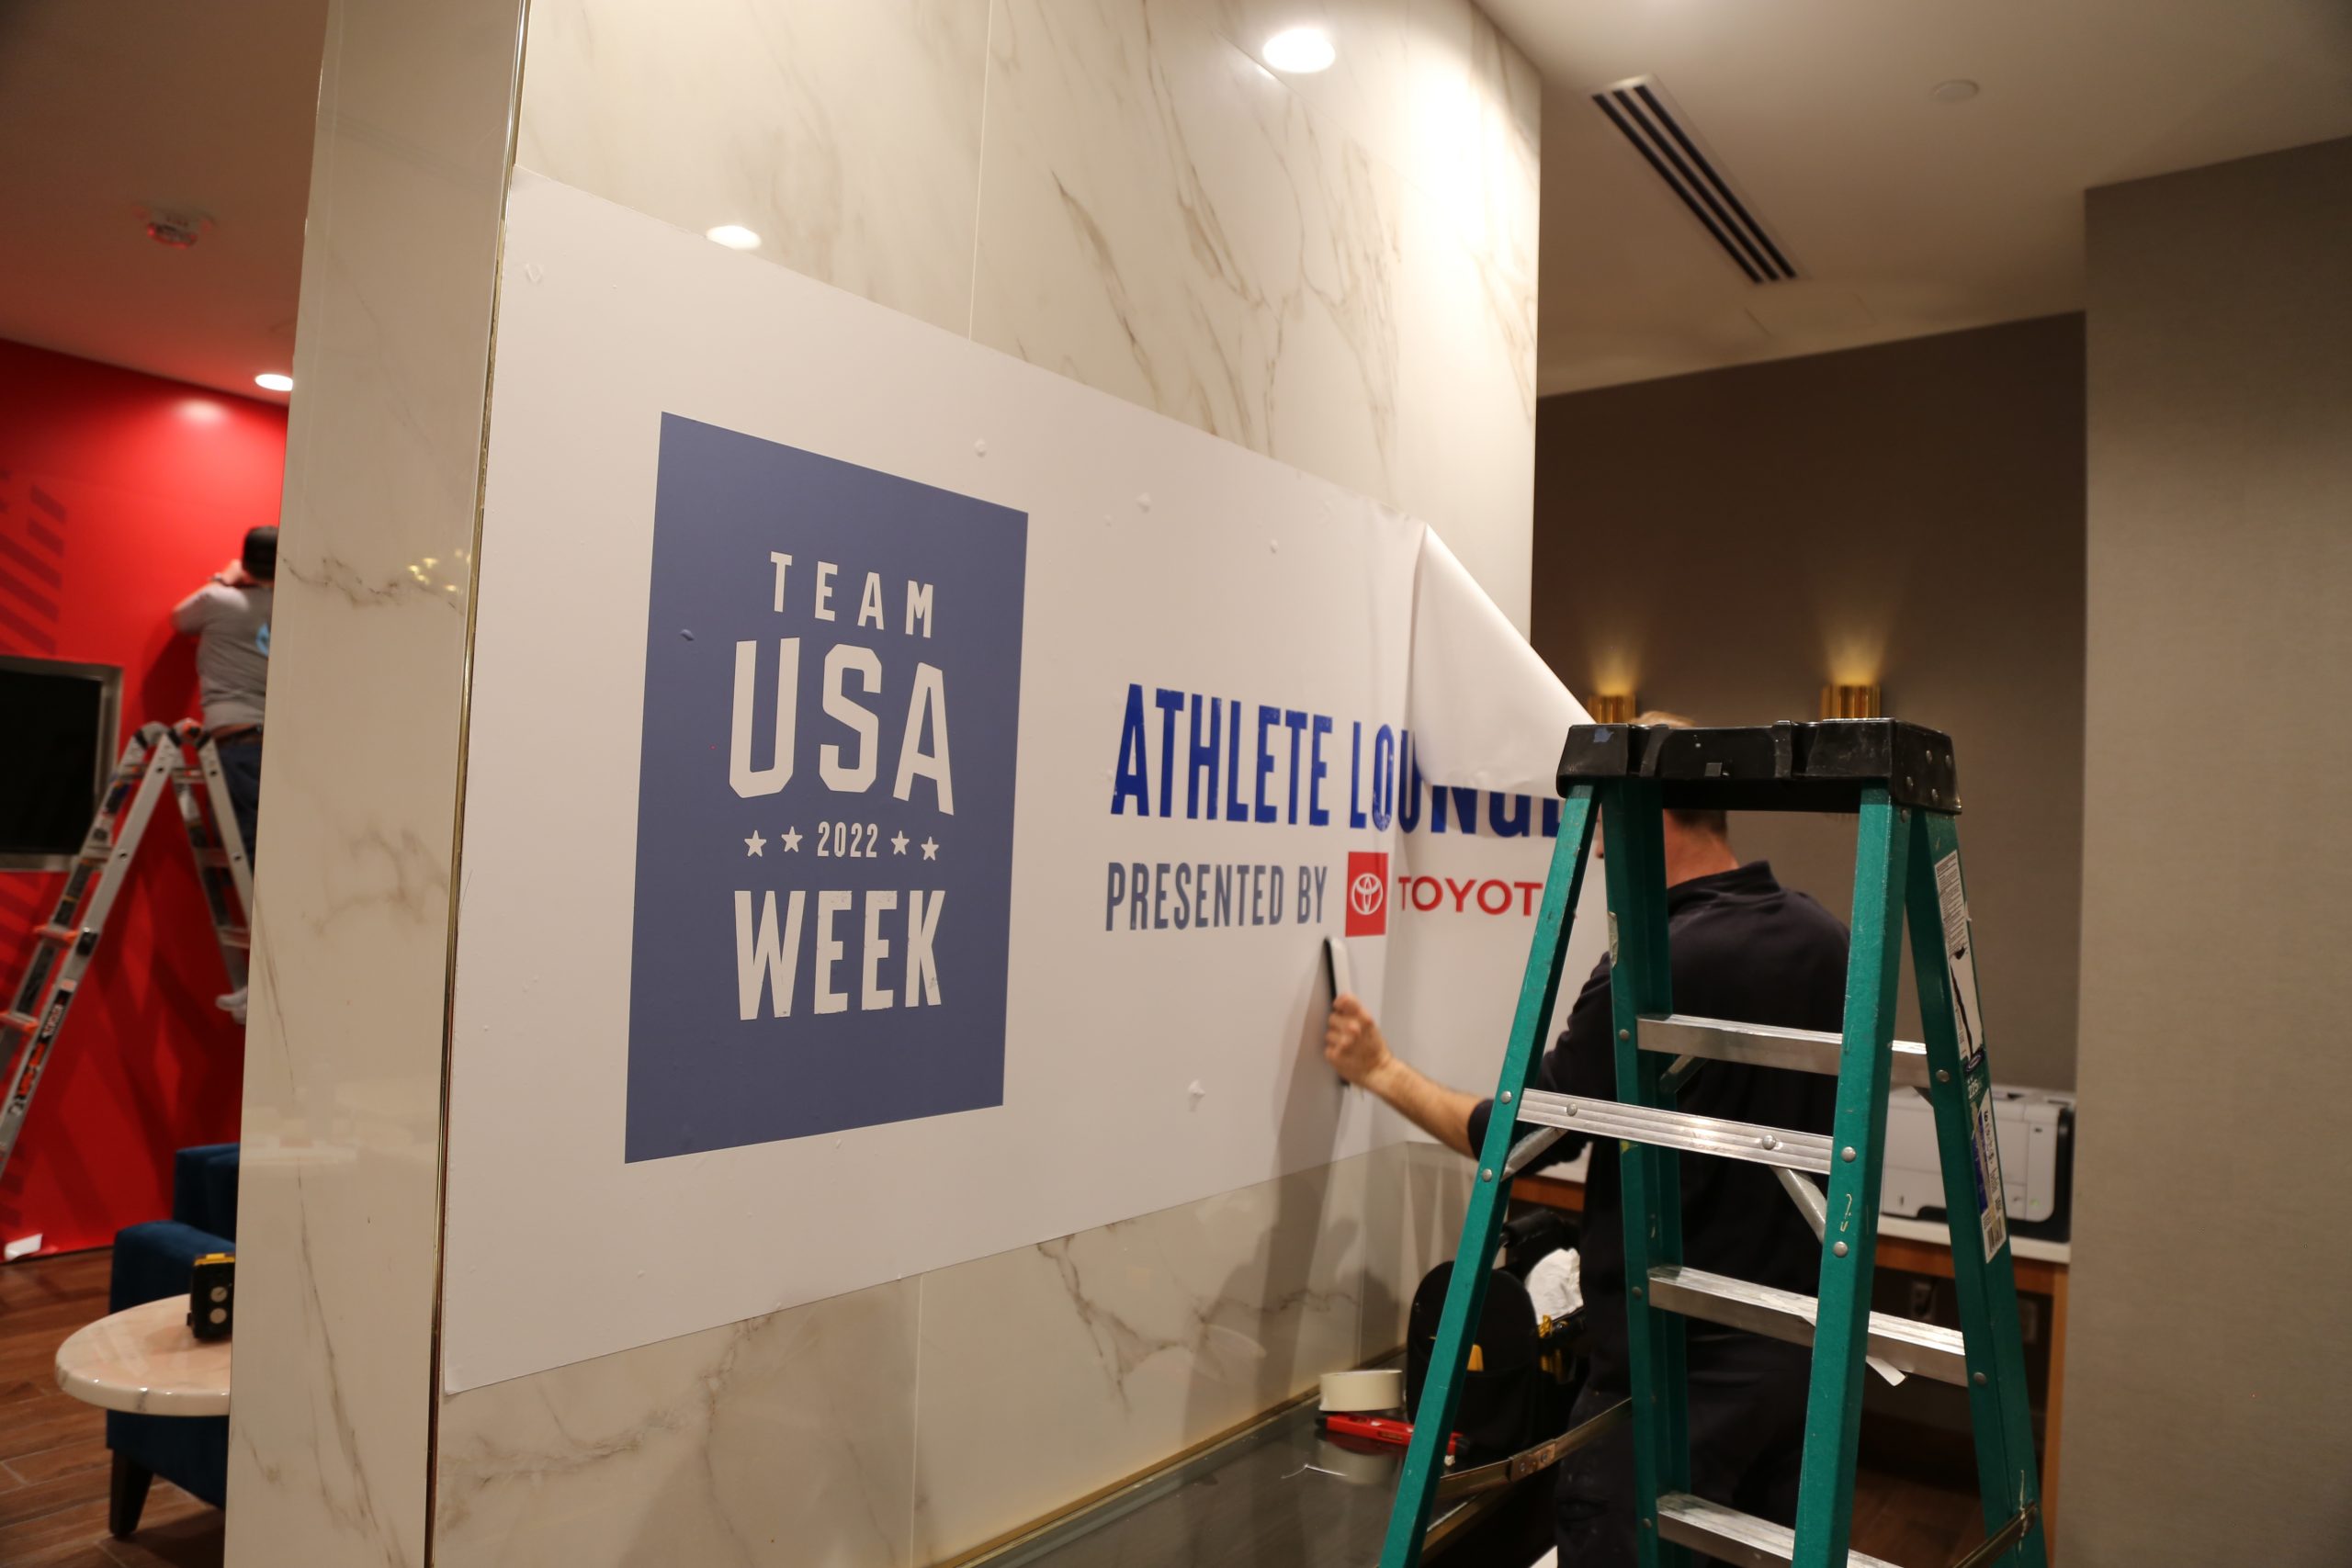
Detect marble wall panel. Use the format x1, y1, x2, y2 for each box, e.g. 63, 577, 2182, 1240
512, 0, 1540, 621
968, 0, 1405, 513
1393, 0, 1540, 627
226, 0, 524, 1562
1206, 0, 1415, 177
516, 0, 991, 336
910, 1153, 1371, 1562
434, 1279, 921, 1568
1395, 173, 1538, 629
967, 0, 1535, 626
1204, 0, 1537, 325
1397, 0, 1541, 304
427, 1156, 1379, 1568
1358, 1138, 1475, 1360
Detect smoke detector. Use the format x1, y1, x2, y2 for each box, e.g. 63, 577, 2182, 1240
140, 206, 215, 249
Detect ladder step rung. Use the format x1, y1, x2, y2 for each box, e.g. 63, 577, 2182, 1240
3, 1012, 39, 1031
1516, 1090, 1834, 1173
1656, 1493, 1900, 1568
1639, 1014, 1931, 1089
220, 928, 251, 948
1646, 1266, 1969, 1384
35, 927, 78, 945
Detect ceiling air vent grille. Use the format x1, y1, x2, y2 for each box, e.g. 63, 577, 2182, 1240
1592, 76, 1797, 284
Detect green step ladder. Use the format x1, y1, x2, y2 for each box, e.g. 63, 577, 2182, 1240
1380, 719, 2047, 1568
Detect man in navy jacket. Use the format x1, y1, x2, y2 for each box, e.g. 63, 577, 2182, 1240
1325, 718, 1846, 1562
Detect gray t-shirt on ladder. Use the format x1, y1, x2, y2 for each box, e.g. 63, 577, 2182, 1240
172, 582, 273, 729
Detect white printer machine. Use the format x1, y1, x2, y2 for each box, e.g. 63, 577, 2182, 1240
1880, 1084, 2075, 1239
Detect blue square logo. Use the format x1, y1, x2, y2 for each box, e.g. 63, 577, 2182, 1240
625, 415, 1027, 1160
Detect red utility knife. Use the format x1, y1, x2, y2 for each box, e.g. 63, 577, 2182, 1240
1319, 1413, 1459, 1458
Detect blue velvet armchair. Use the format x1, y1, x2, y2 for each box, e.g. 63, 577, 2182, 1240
106, 1143, 235, 1536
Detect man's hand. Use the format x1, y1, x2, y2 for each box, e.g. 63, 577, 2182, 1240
1321, 994, 1480, 1156
1324, 994, 1394, 1088
216, 558, 254, 587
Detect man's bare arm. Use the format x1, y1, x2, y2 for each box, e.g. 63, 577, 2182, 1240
1323, 995, 1481, 1158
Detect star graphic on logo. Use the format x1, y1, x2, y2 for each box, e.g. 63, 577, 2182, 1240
921, 837, 939, 862
890, 830, 910, 855
780, 826, 803, 852
743, 829, 766, 857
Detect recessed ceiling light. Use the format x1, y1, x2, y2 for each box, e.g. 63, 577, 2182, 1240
1931, 79, 1981, 104
254, 372, 294, 392
706, 224, 762, 251
1262, 28, 1335, 74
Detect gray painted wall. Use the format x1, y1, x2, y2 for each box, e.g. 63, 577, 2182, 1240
2064, 138, 2352, 1564
1532, 316, 2087, 1090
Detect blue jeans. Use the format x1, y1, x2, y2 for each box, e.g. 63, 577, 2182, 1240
213, 739, 263, 864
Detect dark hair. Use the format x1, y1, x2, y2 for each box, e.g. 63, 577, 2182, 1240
243, 525, 278, 581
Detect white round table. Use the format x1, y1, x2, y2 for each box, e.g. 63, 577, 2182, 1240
54, 1294, 231, 1416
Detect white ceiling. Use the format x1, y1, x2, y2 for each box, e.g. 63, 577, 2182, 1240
1486, 0, 2352, 394
2, 2, 2348, 405
0, 0, 325, 403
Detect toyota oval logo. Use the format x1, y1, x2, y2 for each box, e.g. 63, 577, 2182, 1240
1343, 851, 1388, 935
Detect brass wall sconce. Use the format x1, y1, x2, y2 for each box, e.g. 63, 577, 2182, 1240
1820, 683, 1883, 720
1587, 693, 1637, 725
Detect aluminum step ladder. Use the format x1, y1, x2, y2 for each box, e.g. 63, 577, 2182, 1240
0, 723, 254, 1189
1381, 719, 2045, 1568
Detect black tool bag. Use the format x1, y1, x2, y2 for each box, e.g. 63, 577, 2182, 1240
1405, 1215, 1588, 1467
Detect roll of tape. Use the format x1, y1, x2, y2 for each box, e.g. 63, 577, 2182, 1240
1318, 1368, 1405, 1413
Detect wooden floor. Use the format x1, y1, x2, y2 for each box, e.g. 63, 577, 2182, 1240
1849, 1470, 1988, 1564
0, 1248, 1982, 1568
2, 1250, 220, 1568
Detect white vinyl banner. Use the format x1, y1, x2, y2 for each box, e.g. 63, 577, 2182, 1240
439, 174, 1601, 1391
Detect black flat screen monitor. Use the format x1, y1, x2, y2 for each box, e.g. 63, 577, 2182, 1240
0, 656, 123, 868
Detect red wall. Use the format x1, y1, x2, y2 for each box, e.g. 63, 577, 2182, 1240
0, 339, 287, 1256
